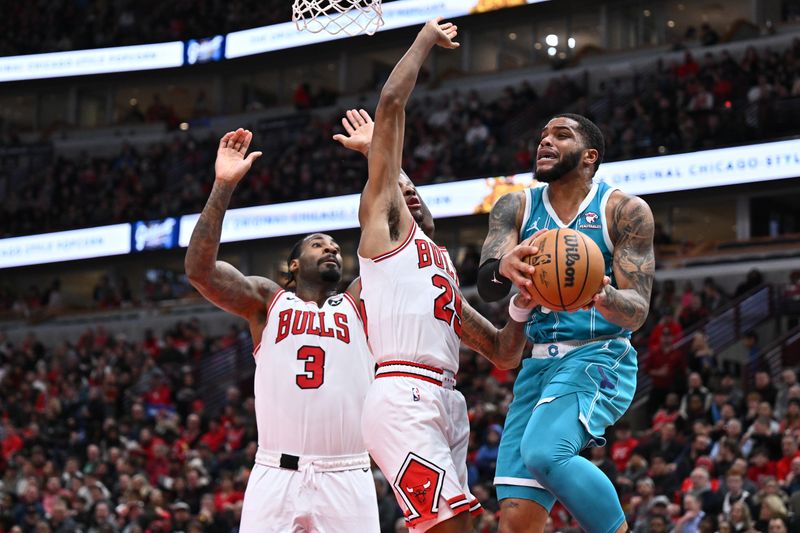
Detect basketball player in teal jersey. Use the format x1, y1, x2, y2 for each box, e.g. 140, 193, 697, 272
476, 114, 655, 533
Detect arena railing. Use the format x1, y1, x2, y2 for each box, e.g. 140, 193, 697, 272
632, 284, 776, 410
744, 324, 800, 391
198, 335, 255, 415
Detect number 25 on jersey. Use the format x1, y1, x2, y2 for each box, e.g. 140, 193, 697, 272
431, 274, 462, 337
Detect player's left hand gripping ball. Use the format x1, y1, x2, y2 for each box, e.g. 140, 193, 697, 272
582, 276, 612, 311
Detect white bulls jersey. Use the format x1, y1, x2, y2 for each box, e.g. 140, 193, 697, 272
358, 221, 462, 373
252, 289, 372, 456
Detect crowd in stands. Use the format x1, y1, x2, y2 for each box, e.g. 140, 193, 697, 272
0, 271, 193, 321
2, 249, 798, 531
2, 38, 800, 239
0, 0, 404, 56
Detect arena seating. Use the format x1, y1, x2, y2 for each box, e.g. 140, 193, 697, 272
2, 38, 799, 239
3, 264, 800, 531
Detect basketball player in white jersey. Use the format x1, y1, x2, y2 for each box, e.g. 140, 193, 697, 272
356, 19, 535, 532
185, 128, 379, 532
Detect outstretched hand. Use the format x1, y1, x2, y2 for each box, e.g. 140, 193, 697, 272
215, 128, 263, 184
422, 18, 459, 49
332, 109, 374, 156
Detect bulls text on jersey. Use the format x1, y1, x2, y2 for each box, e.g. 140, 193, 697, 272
275, 309, 351, 344
414, 240, 458, 282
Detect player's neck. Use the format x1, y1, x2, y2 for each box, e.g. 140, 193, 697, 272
294, 281, 338, 306
546, 173, 592, 207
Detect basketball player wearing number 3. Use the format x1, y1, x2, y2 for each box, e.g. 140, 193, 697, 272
186, 128, 383, 533
357, 19, 534, 533
476, 115, 656, 533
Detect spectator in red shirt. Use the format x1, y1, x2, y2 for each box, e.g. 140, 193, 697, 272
611, 421, 639, 472
224, 414, 246, 452
199, 419, 226, 453
648, 315, 683, 354
147, 441, 171, 485
780, 398, 800, 436
1, 422, 23, 460
652, 393, 682, 433
213, 475, 244, 513
647, 331, 686, 415
144, 373, 174, 417
293, 83, 312, 110
676, 52, 700, 80
747, 448, 778, 485
776, 434, 800, 482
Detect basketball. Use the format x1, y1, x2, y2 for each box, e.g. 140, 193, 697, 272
524, 228, 605, 312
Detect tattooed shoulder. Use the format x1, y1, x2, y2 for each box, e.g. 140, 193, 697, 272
608, 192, 655, 295
480, 191, 525, 264
608, 193, 655, 248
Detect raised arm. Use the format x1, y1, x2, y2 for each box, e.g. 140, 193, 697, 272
592, 192, 655, 331
334, 107, 436, 238
358, 19, 458, 258
185, 129, 279, 333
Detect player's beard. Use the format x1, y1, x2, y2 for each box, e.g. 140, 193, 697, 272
535, 149, 582, 183
320, 266, 341, 283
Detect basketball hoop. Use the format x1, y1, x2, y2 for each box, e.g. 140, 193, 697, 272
292, 0, 384, 36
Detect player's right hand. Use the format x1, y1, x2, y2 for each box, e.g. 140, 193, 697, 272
332, 109, 373, 156
498, 229, 547, 298
423, 18, 460, 49
215, 128, 263, 184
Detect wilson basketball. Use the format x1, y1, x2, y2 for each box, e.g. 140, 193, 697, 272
524, 228, 605, 312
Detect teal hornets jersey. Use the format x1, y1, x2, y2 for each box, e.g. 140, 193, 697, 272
519, 181, 631, 343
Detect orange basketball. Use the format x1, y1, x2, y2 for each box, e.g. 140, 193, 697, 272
523, 228, 605, 312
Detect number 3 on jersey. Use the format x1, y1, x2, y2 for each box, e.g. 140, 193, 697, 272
296, 345, 325, 389
431, 274, 462, 337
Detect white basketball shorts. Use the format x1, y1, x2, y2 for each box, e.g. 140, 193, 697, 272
239, 451, 379, 533
362, 362, 482, 532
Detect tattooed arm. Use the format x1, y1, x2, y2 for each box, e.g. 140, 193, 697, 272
185, 129, 279, 341
477, 191, 539, 301
461, 300, 528, 370
591, 192, 655, 331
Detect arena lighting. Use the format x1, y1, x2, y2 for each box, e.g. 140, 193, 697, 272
548, 47, 557, 56
226, 0, 551, 58
0, 42, 184, 83
568, 37, 576, 48
1, 138, 798, 269
0, 0, 550, 81
178, 138, 800, 246
0, 224, 131, 269
545, 34, 558, 46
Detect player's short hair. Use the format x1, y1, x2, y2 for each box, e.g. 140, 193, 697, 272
285, 236, 307, 289
551, 113, 605, 173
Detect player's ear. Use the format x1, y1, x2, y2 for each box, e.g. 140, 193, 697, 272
289, 259, 300, 275
584, 148, 599, 168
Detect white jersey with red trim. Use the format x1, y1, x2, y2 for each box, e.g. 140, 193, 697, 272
252, 290, 372, 457
358, 222, 462, 373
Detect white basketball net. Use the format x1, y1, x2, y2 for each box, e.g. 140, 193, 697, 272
292, 0, 384, 36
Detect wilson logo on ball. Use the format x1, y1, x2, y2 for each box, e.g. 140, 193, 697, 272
523, 228, 605, 312
562, 233, 581, 288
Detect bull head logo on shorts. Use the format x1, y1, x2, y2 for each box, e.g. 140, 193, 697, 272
406, 478, 431, 503
394, 453, 445, 523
